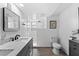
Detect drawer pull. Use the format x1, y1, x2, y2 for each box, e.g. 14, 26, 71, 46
73, 48, 76, 50
73, 45, 76, 46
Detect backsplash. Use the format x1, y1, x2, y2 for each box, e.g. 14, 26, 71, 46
0, 28, 20, 45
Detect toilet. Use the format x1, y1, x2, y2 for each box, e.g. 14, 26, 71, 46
51, 37, 61, 55
52, 43, 61, 55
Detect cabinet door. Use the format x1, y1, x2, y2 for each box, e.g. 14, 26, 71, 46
17, 39, 33, 56
26, 39, 33, 56
17, 43, 28, 56
69, 40, 79, 56
17, 50, 24, 56
70, 47, 79, 56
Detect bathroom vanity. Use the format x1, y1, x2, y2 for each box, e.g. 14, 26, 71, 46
0, 37, 33, 56
17, 38, 33, 56
69, 40, 79, 56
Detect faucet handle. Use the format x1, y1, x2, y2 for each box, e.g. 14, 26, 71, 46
10, 37, 14, 41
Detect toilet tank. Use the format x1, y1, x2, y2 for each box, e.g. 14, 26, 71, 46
51, 37, 58, 43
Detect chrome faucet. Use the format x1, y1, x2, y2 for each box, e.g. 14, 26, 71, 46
15, 34, 20, 40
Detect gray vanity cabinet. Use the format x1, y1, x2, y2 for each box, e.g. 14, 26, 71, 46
17, 39, 33, 56
69, 40, 79, 56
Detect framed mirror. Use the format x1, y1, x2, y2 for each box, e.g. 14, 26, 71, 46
3, 7, 20, 32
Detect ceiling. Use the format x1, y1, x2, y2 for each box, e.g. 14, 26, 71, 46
21, 3, 73, 18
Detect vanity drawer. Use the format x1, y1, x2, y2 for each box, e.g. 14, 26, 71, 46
70, 47, 79, 56
69, 40, 79, 47
69, 40, 79, 56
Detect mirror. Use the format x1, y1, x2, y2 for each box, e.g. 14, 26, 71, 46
3, 7, 20, 32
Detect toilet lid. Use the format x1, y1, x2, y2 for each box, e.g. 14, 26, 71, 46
53, 43, 61, 48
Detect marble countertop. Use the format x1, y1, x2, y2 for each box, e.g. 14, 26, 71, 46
69, 39, 79, 43
0, 37, 32, 56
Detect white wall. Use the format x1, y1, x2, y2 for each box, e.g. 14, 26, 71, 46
47, 16, 59, 38
59, 4, 79, 55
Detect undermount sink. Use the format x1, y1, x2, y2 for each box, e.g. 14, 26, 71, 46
0, 49, 14, 56
19, 37, 28, 40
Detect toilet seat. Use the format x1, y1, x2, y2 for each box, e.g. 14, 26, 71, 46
53, 43, 61, 49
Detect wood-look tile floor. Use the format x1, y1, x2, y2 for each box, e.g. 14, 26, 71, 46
33, 47, 66, 56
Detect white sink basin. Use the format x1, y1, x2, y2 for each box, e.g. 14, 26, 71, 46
19, 37, 28, 40
0, 37, 32, 56
0, 49, 14, 56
